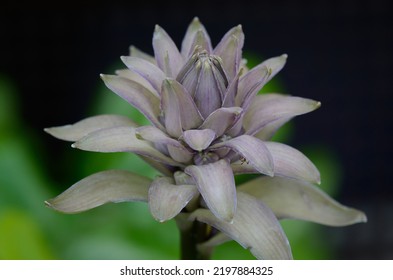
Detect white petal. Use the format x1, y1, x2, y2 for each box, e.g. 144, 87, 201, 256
238, 176, 367, 226
244, 94, 321, 136
45, 115, 137, 142
190, 192, 293, 259
72, 126, 183, 167
45, 170, 151, 213
183, 129, 216, 151
185, 159, 236, 222
210, 135, 274, 176
148, 177, 198, 222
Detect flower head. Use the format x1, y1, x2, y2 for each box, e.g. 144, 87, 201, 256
45, 18, 366, 259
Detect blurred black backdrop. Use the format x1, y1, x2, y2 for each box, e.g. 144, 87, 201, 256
1, 0, 392, 259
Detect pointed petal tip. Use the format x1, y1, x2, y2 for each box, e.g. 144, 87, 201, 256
281, 53, 288, 59
71, 143, 77, 148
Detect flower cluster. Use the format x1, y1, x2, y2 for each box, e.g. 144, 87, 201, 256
45, 18, 366, 259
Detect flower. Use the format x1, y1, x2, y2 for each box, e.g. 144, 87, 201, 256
44, 18, 367, 260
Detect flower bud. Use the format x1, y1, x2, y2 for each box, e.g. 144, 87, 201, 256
177, 49, 229, 118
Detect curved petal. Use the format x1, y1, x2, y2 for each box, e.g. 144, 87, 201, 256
210, 135, 274, 177
115, 69, 159, 97
232, 142, 321, 184
183, 129, 216, 151
265, 142, 320, 183
153, 25, 184, 77
72, 126, 183, 167
244, 94, 321, 136
129, 45, 156, 65
45, 170, 151, 213
148, 177, 198, 222
163, 79, 203, 131
44, 115, 137, 142
181, 17, 212, 58
199, 107, 243, 137
190, 192, 293, 260
254, 117, 291, 141
100, 75, 164, 130
214, 25, 244, 81
185, 159, 236, 222
120, 56, 166, 94
238, 176, 367, 226
236, 54, 288, 109
136, 125, 183, 148
222, 69, 243, 108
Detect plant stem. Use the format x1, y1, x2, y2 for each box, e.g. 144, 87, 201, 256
179, 220, 212, 260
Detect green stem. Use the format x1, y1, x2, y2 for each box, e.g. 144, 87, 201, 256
179, 220, 212, 260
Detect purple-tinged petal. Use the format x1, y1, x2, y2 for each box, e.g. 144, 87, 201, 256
167, 145, 194, 163
115, 69, 159, 97
265, 142, 321, 184
232, 142, 320, 184
194, 56, 226, 118
254, 117, 291, 141
174, 171, 195, 185
120, 56, 166, 94
183, 129, 216, 151
181, 17, 212, 58
72, 126, 183, 167
244, 94, 321, 136
222, 69, 243, 108
161, 79, 183, 138
239, 177, 367, 226
236, 54, 288, 110
136, 126, 193, 163
153, 25, 184, 77
185, 159, 236, 222
45, 170, 151, 213
210, 135, 274, 176
164, 79, 203, 130
139, 155, 176, 177
214, 25, 244, 81
100, 74, 164, 130
149, 177, 198, 222
190, 192, 293, 260
45, 115, 137, 142
129, 45, 156, 65
199, 107, 242, 137
136, 126, 182, 148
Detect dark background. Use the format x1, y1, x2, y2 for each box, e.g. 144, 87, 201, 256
1, 0, 392, 258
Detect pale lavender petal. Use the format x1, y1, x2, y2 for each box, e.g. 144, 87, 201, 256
210, 135, 274, 176
244, 94, 321, 136
181, 17, 212, 58
164, 79, 203, 130
254, 117, 291, 141
222, 69, 243, 107
167, 145, 194, 163
115, 69, 159, 97
45, 170, 151, 213
231, 142, 320, 183
265, 142, 321, 184
174, 171, 195, 185
100, 74, 164, 130
183, 129, 216, 151
45, 114, 137, 142
135, 125, 182, 148
194, 57, 225, 118
236, 54, 288, 109
189, 30, 213, 55
161, 79, 183, 138
120, 56, 166, 94
190, 192, 293, 260
129, 45, 156, 65
214, 25, 244, 81
199, 107, 242, 137
238, 176, 367, 226
136, 126, 193, 163
185, 159, 236, 222
149, 177, 198, 222
153, 25, 184, 77
72, 126, 183, 167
